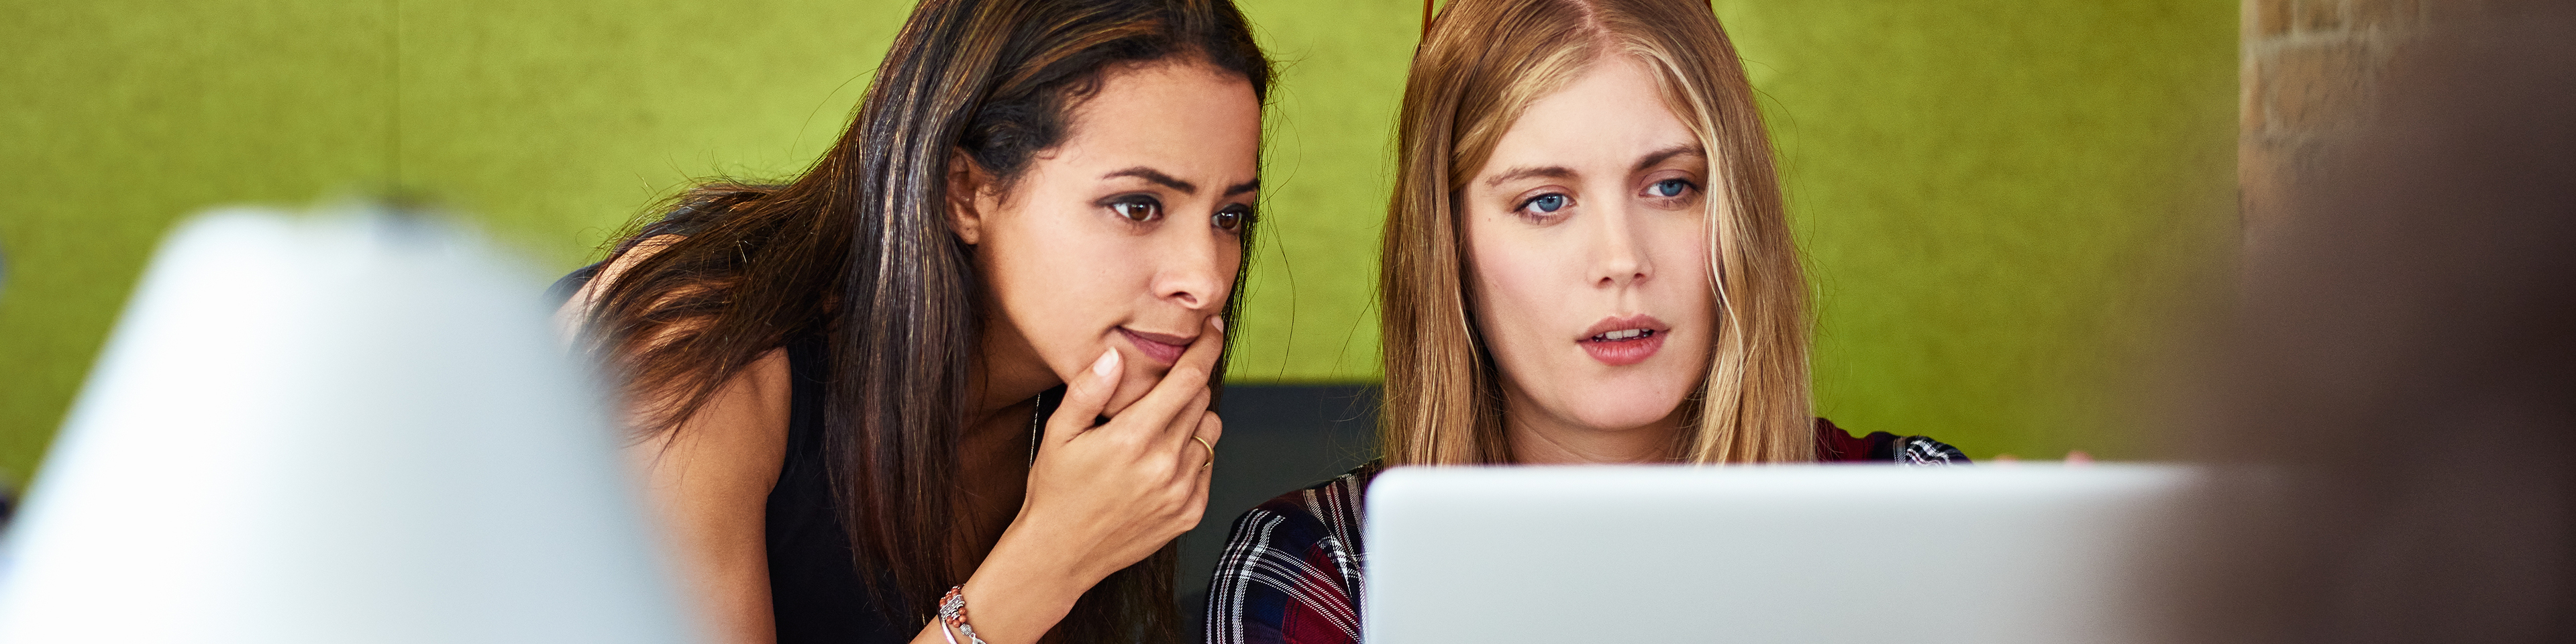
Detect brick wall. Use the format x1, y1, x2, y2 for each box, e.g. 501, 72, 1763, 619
2240, 0, 2481, 233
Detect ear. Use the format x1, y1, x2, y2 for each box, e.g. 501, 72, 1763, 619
945, 150, 993, 246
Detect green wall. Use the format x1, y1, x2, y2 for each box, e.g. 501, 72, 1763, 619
1721, 0, 2239, 459
0, 0, 2233, 488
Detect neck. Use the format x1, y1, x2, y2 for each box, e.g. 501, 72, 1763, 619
1502, 396, 1687, 465
964, 318, 1061, 430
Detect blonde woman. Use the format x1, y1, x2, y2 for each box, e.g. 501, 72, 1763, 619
1204, 1, 1963, 642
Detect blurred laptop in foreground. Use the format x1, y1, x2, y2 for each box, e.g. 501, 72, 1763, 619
1366, 465, 2202, 644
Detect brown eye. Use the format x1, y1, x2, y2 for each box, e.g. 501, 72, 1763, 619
1212, 205, 1250, 232
1109, 195, 1162, 223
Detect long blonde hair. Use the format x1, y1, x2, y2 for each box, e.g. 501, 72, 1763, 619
1378, 0, 1813, 466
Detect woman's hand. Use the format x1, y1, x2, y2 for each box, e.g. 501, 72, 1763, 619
913, 317, 1225, 644
1017, 316, 1226, 581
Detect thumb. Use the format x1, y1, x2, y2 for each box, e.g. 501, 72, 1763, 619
1047, 347, 1121, 441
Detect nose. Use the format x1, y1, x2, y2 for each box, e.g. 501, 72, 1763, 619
1152, 227, 1233, 311
1589, 201, 1653, 288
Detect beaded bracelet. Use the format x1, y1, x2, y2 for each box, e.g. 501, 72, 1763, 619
938, 586, 989, 644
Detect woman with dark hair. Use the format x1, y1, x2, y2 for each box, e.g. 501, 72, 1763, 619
552, 1, 1271, 643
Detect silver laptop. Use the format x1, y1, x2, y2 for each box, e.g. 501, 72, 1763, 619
1364, 464, 2202, 644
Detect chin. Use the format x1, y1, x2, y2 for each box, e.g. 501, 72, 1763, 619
1106, 355, 1169, 398
1560, 388, 1692, 433
1118, 368, 1164, 390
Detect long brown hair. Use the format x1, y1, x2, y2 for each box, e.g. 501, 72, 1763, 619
1380, 0, 1813, 466
578, 0, 1270, 639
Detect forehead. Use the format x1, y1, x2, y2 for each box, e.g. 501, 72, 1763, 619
1483, 56, 1697, 175
1049, 60, 1262, 180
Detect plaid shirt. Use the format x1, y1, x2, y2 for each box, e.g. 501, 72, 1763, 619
1201, 419, 1967, 644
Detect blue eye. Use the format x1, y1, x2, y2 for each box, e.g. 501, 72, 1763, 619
1650, 179, 1690, 198
1523, 194, 1567, 214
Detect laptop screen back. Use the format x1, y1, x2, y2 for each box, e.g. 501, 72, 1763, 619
1363, 465, 2199, 644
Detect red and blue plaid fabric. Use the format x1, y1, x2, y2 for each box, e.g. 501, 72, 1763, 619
1201, 419, 1965, 644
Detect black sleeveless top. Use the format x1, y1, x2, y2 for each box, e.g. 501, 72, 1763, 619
765, 333, 913, 642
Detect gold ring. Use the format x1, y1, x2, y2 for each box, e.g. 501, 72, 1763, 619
1192, 436, 1215, 470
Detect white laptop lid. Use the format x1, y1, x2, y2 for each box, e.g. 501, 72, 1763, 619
1363, 464, 2199, 644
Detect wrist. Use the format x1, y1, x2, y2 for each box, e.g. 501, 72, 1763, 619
952, 535, 1090, 644
993, 505, 1121, 588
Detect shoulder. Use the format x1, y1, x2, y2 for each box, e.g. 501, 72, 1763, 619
556, 233, 798, 441
1236, 463, 1378, 547
1813, 418, 1971, 466
1213, 462, 1382, 579
630, 347, 794, 454
551, 234, 688, 338
1207, 464, 1380, 644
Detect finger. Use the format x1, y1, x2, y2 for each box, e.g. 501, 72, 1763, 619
1197, 410, 1225, 445
1190, 413, 1223, 472
1158, 387, 1213, 451
1184, 464, 1213, 528
1186, 415, 1218, 521
1110, 317, 1228, 435
1045, 347, 1123, 441
1173, 407, 1223, 475
1174, 315, 1227, 388
1171, 409, 1218, 472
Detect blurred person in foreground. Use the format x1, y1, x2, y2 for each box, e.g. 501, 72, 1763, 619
2181, 3, 2575, 642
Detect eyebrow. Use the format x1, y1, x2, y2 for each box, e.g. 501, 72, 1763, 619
1483, 165, 1578, 187
1104, 167, 1196, 193
1101, 167, 1261, 198
1633, 144, 1706, 173
1482, 144, 1710, 189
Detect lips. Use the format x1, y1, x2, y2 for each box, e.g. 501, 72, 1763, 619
1577, 315, 1669, 366
1117, 327, 1194, 366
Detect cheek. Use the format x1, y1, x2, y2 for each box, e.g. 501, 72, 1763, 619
983, 208, 1137, 361
1200, 239, 1245, 302
1463, 221, 1569, 360
992, 213, 1109, 301
1662, 228, 1714, 303
1655, 224, 1720, 351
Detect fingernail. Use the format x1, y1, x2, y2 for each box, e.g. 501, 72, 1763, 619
1210, 317, 1225, 333
1092, 347, 1119, 377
